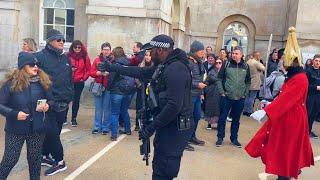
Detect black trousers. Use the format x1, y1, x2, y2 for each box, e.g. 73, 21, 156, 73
71, 82, 84, 120
306, 95, 320, 133
0, 133, 45, 180
152, 153, 182, 180
135, 89, 142, 127
42, 109, 67, 162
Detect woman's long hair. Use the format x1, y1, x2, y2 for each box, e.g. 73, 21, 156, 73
139, 50, 153, 67
1, 68, 51, 92
68, 40, 88, 60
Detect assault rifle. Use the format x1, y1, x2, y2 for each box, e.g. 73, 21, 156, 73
138, 82, 157, 166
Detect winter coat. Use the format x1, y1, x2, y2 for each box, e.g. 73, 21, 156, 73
267, 58, 279, 77
89, 55, 109, 88
0, 80, 53, 135
35, 45, 74, 103
67, 52, 91, 83
306, 67, 320, 96
188, 55, 205, 97
107, 56, 132, 95
246, 58, 265, 90
245, 69, 314, 179
217, 59, 251, 100
204, 67, 220, 117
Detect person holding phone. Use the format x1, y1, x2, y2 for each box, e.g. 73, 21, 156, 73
0, 52, 52, 180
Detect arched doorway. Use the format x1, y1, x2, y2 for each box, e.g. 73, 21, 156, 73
183, 7, 191, 51
216, 14, 256, 56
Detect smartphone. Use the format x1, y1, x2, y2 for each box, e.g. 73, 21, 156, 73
36, 99, 47, 110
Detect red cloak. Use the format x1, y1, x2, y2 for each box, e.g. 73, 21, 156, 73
245, 72, 314, 179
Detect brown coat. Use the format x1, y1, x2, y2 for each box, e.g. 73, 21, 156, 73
246, 58, 265, 90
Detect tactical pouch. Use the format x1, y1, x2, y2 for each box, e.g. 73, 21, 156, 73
177, 116, 191, 131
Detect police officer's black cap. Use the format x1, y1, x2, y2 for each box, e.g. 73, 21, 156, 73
142, 34, 174, 51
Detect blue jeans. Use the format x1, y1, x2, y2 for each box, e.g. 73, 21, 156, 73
109, 94, 132, 137
243, 90, 259, 114
191, 96, 202, 138
217, 96, 245, 141
93, 91, 110, 132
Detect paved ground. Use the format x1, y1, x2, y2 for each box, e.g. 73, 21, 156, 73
0, 105, 320, 180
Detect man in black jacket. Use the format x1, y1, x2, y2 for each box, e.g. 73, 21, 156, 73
306, 54, 320, 139
35, 29, 74, 176
99, 34, 193, 180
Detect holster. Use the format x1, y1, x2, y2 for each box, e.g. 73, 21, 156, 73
177, 115, 191, 131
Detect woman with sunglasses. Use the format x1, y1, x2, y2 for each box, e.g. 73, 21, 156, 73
0, 52, 52, 180
66, 40, 91, 127
204, 56, 223, 130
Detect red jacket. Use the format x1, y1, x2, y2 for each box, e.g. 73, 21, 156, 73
67, 47, 91, 83
245, 72, 314, 179
89, 56, 108, 88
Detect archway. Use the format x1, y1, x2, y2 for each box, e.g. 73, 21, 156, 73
216, 14, 256, 56
183, 7, 191, 51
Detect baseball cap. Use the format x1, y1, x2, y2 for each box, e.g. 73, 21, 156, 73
142, 34, 174, 51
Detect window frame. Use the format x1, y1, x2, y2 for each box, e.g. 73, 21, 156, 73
39, 0, 75, 48
222, 22, 249, 56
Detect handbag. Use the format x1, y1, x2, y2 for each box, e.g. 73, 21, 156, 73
89, 77, 105, 96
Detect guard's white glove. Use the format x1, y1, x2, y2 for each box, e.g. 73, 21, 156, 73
250, 110, 266, 123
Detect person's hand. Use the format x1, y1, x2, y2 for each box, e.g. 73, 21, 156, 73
42, 103, 49, 112
139, 124, 156, 140
96, 71, 102, 76
317, 86, 320, 91
102, 72, 110, 76
200, 95, 205, 100
17, 111, 29, 121
221, 93, 226, 97
198, 82, 207, 89
250, 110, 267, 123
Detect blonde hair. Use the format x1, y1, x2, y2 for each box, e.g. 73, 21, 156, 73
1, 68, 51, 92
23, 38, 38, 52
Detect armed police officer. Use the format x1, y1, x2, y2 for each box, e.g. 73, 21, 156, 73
98, 35, 193, 180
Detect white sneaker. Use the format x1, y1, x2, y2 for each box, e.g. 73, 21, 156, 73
227, 117, 232, 122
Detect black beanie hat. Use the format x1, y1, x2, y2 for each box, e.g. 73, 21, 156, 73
18, 52, 38, 69
46, 29, 65, 42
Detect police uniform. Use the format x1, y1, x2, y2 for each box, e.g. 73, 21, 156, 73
100, 35, 193, 180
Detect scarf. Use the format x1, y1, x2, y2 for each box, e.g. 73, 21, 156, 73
46, 44, 64, 55
30, 75, 40, 83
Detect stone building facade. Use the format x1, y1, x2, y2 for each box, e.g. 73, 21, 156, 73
1, 0, 320, 77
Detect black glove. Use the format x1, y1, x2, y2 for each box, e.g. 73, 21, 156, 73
139, 124, 156, 140
97, 61, 111, 72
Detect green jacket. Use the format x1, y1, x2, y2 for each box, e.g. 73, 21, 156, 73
217, 59, 251, 100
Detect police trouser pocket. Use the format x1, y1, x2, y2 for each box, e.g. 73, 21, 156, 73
153, 155, 181, 178
177, 116, 191, 131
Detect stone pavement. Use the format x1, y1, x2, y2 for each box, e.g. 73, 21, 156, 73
0, 106, 319, 180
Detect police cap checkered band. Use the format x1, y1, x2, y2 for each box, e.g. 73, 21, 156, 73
142, 34, 174, 51
150, 40, 171, 48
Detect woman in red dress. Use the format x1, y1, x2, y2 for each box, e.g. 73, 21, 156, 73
246, 27, 314, 180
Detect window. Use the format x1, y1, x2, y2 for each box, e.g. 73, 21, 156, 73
223, 22, 248, 56
40, 0, 75, 45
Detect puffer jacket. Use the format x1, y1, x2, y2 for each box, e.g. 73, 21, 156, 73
188, 55, 205, 97
107, 56, 132, 95
0, 80, 53, 135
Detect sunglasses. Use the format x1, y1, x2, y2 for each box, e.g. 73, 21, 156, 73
27, 62, 40, 67
74, 46, 82, 49
216, 62, 222, 64
57, 39, 65, 43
